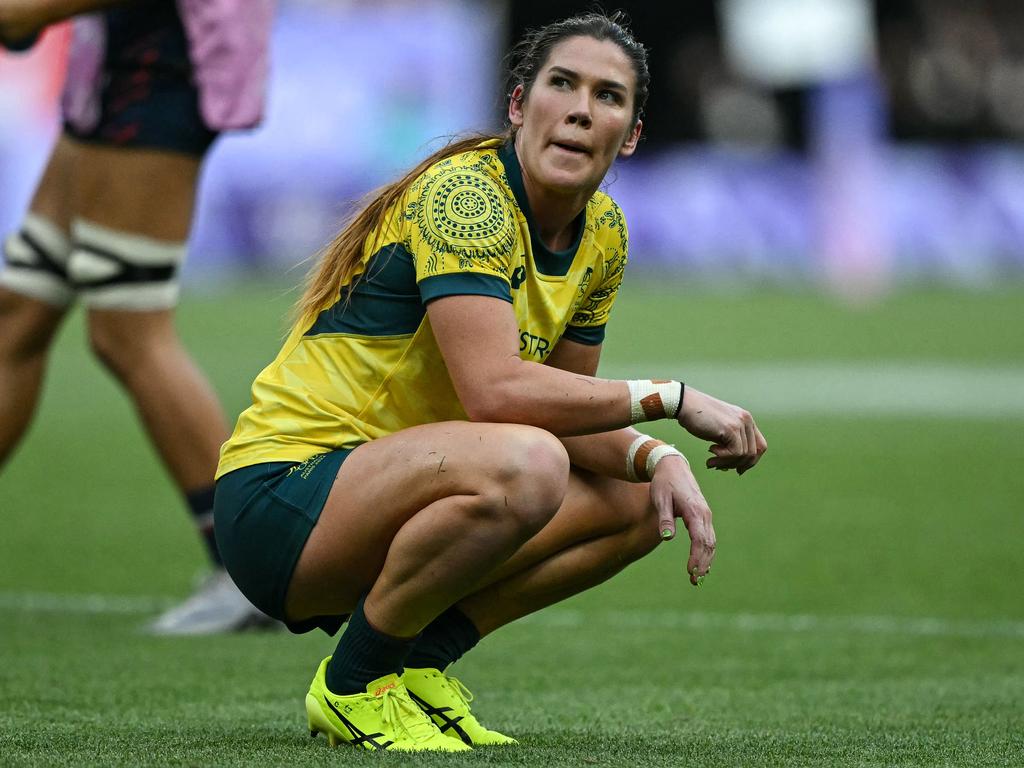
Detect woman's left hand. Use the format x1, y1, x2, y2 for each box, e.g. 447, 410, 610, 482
649, 454, 715, 586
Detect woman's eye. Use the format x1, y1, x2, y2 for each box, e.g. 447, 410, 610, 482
551, 76, 570, 88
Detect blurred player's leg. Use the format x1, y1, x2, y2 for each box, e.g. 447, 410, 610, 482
67, 139, 272, 633
0, 290, 65, 467
0, 136, 76, 468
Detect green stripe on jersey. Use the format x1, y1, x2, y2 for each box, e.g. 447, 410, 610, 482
419, 272, 512, 304
305, 245, 423, 337
561, 323, 606, 345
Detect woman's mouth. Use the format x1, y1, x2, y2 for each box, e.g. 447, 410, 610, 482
552, 141, 589, 156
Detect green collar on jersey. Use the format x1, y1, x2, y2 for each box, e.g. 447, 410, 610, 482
497, 142, 586, 277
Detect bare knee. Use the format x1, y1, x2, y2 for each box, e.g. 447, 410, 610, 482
87, 310, 174, 380
87, 313, 140, 379
483, 425, 569, 536
0, 290, 64, 361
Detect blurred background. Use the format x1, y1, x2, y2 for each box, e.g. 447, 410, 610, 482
3, 0, 1024, 296
2, 4, 1022, 763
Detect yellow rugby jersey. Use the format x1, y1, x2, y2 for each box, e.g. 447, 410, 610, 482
216, 141, 629, 477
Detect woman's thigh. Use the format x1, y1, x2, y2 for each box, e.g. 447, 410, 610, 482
285, 420, 568, 620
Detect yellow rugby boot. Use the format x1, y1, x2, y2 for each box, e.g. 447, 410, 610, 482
404, 667, 518, 746
305, 657, 471, 752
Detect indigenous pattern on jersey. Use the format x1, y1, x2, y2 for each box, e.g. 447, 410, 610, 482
217, 141, 628, 476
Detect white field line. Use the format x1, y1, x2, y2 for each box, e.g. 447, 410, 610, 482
2, 590, 1022, 640
521, 608, 1024, 640
0, 591, 173, 615
599, 362, 1024, 418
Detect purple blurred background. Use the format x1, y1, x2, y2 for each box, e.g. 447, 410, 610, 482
2, 0, 1024, 297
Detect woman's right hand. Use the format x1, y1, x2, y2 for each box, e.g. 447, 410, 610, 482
649, 454, 716, 586
0, 1, 45, 47
677, 387, 767, 475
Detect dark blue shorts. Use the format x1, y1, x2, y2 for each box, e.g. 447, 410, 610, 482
63, 2, 217, 155
213, 450, 354, 636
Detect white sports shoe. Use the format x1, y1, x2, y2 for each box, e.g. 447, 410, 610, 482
146, 569, 278, 635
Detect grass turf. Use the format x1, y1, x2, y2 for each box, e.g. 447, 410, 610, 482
1, 279, 1022, 766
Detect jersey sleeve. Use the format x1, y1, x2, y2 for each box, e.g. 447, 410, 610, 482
562, 201, 629, 345
405, 164, 519, 304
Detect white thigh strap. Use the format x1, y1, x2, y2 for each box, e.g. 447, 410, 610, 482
0, 213, 75, 307
69, 219, 187, 310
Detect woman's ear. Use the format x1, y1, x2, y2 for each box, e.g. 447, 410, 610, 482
619, 119, 643, 158
508, 84, 526, 129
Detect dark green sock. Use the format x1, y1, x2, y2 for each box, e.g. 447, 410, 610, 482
185, 485, 222, 566
326, 596, 417, 695
404, 606, 480, 671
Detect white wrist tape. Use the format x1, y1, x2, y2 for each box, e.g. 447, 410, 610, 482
645, 444, 687, 479
625, 434, 687, 482
626, 380, 683, 423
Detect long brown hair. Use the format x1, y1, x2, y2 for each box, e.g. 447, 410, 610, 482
294, 134, 504, 324
294, 10, 649, 325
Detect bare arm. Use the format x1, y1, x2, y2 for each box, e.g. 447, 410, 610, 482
544, 334, 645, 477
427, 294, 767, 473
427, 295, 632, 436
0, 0, 133, 41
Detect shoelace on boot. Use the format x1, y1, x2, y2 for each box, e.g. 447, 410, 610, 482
442, 674, 475, 708
381, 686, 443, 743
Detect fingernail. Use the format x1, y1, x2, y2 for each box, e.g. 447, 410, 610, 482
661, 528, 673, 539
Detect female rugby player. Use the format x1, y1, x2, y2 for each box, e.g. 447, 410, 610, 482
215, 11, 767, 752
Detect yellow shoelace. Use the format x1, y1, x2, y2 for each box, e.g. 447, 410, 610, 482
381, 686, 442, 743
442, 674, 475, 708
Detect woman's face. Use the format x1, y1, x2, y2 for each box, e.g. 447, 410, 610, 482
510, 35, 642, 198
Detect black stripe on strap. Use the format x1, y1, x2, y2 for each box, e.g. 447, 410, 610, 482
72, 241, 177, 289
7, 229, 69, 280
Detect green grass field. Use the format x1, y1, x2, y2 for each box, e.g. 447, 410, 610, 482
2, 278, 1023, 766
